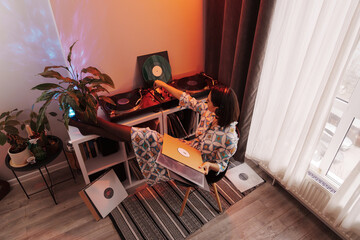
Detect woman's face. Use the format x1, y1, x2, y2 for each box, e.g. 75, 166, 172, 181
207, 92, 218, 113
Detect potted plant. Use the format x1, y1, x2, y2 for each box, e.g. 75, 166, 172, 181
32, 41, 115, 130
25, 110, 51, 159
28, 110, 61, 156
0, 109, 32, 166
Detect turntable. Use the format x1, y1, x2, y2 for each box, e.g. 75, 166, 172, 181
170, 72, 216, 98
100, 88, 162, 122
100, 50, 218, 122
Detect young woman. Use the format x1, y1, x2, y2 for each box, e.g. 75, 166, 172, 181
70, 80, 240, 186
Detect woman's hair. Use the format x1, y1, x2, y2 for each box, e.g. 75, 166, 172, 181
210, 85, 240, 128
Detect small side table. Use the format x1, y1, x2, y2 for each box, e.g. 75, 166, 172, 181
5, 136, 76, 204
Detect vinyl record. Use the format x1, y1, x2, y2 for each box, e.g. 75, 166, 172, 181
176, 76, 207, 91
103, 89, 142, 112
142, 55, 171, 86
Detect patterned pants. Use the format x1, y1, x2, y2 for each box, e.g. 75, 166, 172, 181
131, 127, 170, 186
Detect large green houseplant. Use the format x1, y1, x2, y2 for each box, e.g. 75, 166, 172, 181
32, 41, 115, 130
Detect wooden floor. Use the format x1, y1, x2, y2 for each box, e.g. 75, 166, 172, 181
0, 161, 341, 240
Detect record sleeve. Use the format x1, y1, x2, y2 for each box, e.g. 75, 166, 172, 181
79, 169, 128, 220
137, 51, 172, 87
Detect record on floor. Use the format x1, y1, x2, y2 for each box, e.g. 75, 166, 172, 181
225, 163, 264, 193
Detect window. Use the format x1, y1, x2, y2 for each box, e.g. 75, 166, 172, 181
311, 41, 360, 188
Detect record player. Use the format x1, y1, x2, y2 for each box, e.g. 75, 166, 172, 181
100, 51, 217, 122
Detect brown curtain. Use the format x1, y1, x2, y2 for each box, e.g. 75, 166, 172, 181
205, 0, 276, 163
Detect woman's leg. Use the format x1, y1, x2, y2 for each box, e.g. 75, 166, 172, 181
70, 110, 131, 142
96, 117, 131, 142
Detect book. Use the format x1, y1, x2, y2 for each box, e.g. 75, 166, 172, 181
79, 143, 88, 160
85, 142, 93, 158
87, 140, 97, 158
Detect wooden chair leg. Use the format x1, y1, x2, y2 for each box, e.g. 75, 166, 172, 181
179, 187, 191, 216
213, 183, 222, 212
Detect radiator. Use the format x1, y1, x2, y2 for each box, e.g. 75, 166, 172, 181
297, 171, 335, 212
256, 162, 360, 240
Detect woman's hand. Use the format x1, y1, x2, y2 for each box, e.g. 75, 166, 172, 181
154, 80, 166, 88
153, 80, 184, 100
199, 162, 219, 175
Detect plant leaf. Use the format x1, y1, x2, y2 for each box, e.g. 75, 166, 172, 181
63, 107, 70, 130
85, 106, 97, 124
44, 65, 69, 72
66, 91, 80, 106
36, 91, 58, 102
16, 110, 23, 117
91, 86, 109, 94
4, 125, 19, 135
5, 115, 16, 121
0, 132, 6, 145
30, 119, 36, 132
30, 111, 37, 119
5, 120, 20, 127
99, 95, 116, 105
64, 94, 80, 111
38, 70, 65, 80
36, 99, 51, 132
61, 77, 78, 84
81, 66, 101, 77
32, 83, 61, 90
100, 73, 115, 88
67, 41, 77, 64
0, 112, 8, 120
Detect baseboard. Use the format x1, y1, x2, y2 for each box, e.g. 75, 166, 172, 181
8, 161, 69, 187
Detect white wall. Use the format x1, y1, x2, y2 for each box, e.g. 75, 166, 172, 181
0, 0, 68, 180
0, 0, 204, 180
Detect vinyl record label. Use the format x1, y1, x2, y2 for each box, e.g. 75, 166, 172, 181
152, 65, 163, 77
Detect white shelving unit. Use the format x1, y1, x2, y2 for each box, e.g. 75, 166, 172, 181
68, 98, 204, 189
68, 110, 163, 188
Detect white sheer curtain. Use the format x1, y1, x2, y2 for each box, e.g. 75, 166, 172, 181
324, 160, 360, 234
246, 0, 360, 233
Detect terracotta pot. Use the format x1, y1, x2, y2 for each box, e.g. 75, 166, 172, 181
8, 147, 33, 166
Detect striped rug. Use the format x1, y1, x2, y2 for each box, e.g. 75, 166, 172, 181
110, 162, 258, 240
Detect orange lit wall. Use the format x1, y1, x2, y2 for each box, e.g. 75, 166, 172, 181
50, 0, 204, 93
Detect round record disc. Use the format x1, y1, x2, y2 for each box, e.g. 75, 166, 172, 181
142, 55, 171, 86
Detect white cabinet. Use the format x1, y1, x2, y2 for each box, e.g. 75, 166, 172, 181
68, 102, 201, 189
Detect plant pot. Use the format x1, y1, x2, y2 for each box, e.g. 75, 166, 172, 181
8, 147, 33, 167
